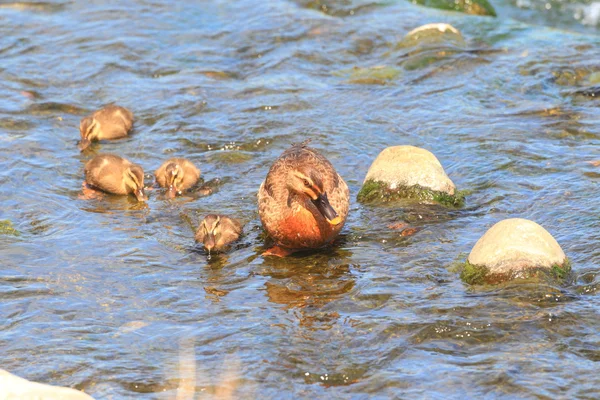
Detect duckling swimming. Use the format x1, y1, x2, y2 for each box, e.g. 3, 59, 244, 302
84, 154, 147, 201
195, 214, 243, 252
154, 158, 201, 198
79, 105, 134, 151
258, 142, 349, 254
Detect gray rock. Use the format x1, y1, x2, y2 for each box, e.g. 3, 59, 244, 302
363, 145, 456, 195
403, 23, 465, 47
0, 369, 94, 399
464, 218, 568, 284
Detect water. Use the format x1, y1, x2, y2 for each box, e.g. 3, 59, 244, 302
0, 0, 599, 398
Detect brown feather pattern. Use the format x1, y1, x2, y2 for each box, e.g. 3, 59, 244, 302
80, 105, 134, 141
84, 154, 144, 195
154, 158, 201, 191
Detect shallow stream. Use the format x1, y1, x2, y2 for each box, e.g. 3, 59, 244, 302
1, 0, 599, 398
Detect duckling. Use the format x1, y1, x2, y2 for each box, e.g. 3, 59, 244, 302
79, 105, 134, 151
195, 214, 243, 252
258, 142, 349, 252
154, 158, 201, 198
84, 154, 148, 201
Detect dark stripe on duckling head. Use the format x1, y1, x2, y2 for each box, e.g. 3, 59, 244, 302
164, 162, 180, 187
129, 165, 145, 187
127, 165, 147, 201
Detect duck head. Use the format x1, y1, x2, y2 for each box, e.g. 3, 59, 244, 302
198, 215, 221, 251
123, 165, 147, 202
164, 162, 183, 198
287, 169, 341, 226
79, 116, 99, 151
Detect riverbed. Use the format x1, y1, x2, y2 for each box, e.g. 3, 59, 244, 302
1, 0, 599, 398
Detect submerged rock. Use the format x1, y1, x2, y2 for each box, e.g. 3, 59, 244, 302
0, 219, 19, 236
462, 218, 570, 285
398, 23, 465, 48
332, 65, 402, 85
358, 145, 463, 206
394, 23, 473, 71
409, 0, 496, 16
0, 369, 94, 399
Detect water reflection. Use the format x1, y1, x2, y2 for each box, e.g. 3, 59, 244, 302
263, 255, 355, 310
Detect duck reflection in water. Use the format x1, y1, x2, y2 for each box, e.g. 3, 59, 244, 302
261, 245, 355, 328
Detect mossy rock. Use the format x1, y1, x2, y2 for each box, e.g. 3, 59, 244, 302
207, 151, 254, 164
589, 72, 600, 85
0, 220, 19, 236
332, 66, 402, 85
466, 218, 567, 285
397, 23, 466, 49
552, 68, 590, 86
357, 179, 465, 207
460, 259, 572, 285
410, 0, 496, 16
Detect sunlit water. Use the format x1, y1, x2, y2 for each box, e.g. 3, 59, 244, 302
0, 0, 599, 398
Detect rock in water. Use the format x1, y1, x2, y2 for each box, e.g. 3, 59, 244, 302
409, 0, 496, 16
0, 369, 94, 399
358, 145, 463, 206
395, 23, 469, 71
463, 218, 570, 285
400, 23, 465, 48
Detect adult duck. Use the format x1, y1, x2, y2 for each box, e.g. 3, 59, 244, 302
258, 141, 349, 255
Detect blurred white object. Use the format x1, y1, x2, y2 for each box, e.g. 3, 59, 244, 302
0, 369, 94, 400
582, 2, 600, 26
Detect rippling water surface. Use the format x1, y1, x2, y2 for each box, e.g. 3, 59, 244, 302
1, 0, 599, 398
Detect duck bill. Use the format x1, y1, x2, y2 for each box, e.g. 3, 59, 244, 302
134, 188, 148, 202
78, 138, 91, 152
167, 185, 177, 198
312, 192, 341, 226
204, 233, 216, 251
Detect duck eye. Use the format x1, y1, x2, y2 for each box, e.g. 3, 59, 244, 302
303, 179, 311, 188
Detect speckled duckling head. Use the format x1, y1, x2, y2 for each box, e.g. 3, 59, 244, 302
78, 116, 99, 151
194, 214, 243, 253
155, 158, 201, 198
164, 162, 183, 198
123, 164, 147, 202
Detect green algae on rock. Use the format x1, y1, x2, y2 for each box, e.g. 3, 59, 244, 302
338, 24, 468, 82
462, 218, 570, 285
394, 23, 471, 71
332, 65, 402, 85
460, 259, 572, 285
358, 145, 463, 206
410, 0, 496, 16
357, 179, 465, 207
0, 220, 19, 236
208, 150, 254, 164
